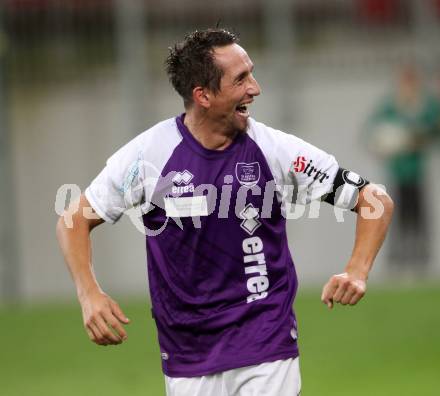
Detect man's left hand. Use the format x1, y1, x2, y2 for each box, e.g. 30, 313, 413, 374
321, 272, 366, 309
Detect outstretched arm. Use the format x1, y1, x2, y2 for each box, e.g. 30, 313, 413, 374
56, 194, 130, 345
321, 184, 394, 308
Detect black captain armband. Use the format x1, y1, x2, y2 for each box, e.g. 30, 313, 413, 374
323, 168, 369, 211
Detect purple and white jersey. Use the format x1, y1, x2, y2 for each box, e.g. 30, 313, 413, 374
85, 114, 339, 377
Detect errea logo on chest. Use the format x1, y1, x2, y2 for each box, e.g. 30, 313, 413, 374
172, 170, 195, 195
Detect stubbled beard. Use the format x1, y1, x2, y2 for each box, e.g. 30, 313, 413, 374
221, 113, 248, 135
236, 117, 248, 133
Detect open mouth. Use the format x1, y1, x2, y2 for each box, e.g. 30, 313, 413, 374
235, 103, 250, 117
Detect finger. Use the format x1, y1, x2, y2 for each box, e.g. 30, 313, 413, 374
85, 327, 97, 343
321, 288, 335, 309
349, 291, 365, 306
104, 314, 128, 341
94, 316, 122, 344
321, 279, 338, 303
110, 301, 130, 324
88, 322, 108, 346
340, 288, 357, 305
321, 290, 334, 309
332, 281, 349, 303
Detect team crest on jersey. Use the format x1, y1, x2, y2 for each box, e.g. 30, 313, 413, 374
235, 162, 260, 188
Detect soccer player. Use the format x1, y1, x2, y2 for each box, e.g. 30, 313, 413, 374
56, 28, 393, 396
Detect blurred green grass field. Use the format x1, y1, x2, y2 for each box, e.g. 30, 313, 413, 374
1, 284, 439, 396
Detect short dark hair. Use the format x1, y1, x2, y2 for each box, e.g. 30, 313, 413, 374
165, 28, 239, 107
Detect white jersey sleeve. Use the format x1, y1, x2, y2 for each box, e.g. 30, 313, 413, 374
247, 119, 339, 205
85, 118, 182, 223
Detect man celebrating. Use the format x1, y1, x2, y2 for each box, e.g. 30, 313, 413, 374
57, 28, 393, 396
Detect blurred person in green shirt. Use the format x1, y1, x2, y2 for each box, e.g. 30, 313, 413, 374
365, 65, 440, 274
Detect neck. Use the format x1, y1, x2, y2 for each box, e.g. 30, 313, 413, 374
184, 110, 238, 151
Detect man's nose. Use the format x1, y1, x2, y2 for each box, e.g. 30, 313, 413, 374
248, 74, 261, 96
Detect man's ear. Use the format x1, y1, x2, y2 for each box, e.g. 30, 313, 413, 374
192, 87, 211, 109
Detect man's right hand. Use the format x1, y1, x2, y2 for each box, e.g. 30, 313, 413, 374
56, 194, 130, 346
79, 290, 130, 346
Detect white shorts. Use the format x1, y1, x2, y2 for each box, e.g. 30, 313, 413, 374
164, 357, 301, 396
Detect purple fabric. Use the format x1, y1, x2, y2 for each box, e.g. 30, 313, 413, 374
143, 115, 299, 377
